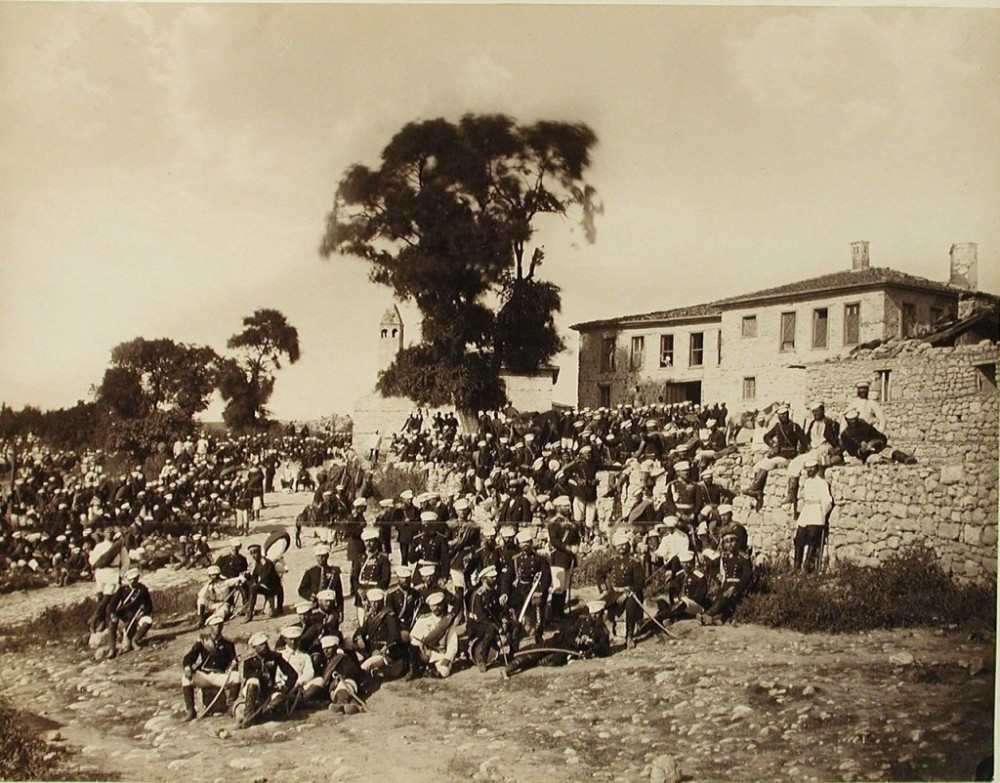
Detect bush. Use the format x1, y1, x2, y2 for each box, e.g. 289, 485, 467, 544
0, 699, 59, 780
0, 571, 50, 595
374, 463, 429, 500
734, 545, 997, 634
574, 549, 614, 588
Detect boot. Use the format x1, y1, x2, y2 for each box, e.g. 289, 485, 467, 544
743, 470, 768, 497
301, 684, 323, 703
891, 449, 917, 465
550, 593, 565, 620
785, 476, 799, 507
224, 684, 241, 716
132, 622, 149, 648
182, 686, 197, 721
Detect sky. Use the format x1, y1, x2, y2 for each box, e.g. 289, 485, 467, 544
1, 3, 998, 421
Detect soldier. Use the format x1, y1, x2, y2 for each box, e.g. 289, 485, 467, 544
505, 600, 611, 677
196, 565, 242, 627
636, 550, 709, 640
300, 589, 343, 658
375, 498, 395, 555
466, 566, 505, 672
844, 380, 886, 433
408, 592, 460, 679
793, 459, 833, 571
785, 402, 841, 509
298, 544, 343, 609
234, 632, 298, 728
701, 527, 753, 625
497, 480, 532, 528
386, 565, 421, 636
318, 635, 367, 714
447, 498, 480, 609
546, 495, 580, 620
840, 409, 917, 465
743, 405, 807, 508
394, 490, 418, 565
662, 461, 700, 538
602, 530, 645, 648
181, 615, 239, 721
356, 528, 392, 624
511, 530, 551, 645
353, 589, 406, 679
563, 445, 600, 538
278, 625, 325, 706
653, 516, 691, 577
244, 543, 283, 622
410, 511, 449, 582
107, 568, 153, 659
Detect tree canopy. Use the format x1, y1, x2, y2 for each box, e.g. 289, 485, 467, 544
96, 337, 221, 419
321, 113, 599, 411
220, 309, 300, 429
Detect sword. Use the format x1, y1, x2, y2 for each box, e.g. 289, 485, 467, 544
195, 660, 238, 720
623, 589, 680, 640
517, 573, 543, 625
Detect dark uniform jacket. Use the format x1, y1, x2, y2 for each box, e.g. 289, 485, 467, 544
298, 563, 343, 606
355, 608, 402, 656
604, 555, 645, 601
182, 635, 237, 673
546, 519, 580, 569
468, 584, 503, 625
214, 552, 248, 579
563, 459, 599, 503
512, 550, 552, 596
498, 495, 532, 524
840, 420, 888, 460
321, 647, 366, 689
668, 568, 710, 608
410, 530, 449, 576
763, 420, 808, 460
301, 610, 342, 652
242, 649, 298, 694
718, 552, 753, 597
386, 584, 421, 630
109, 581, 153, 620
357, 552, 392, 591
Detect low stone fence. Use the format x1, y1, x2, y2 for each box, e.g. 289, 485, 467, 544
712, 451, 998, 584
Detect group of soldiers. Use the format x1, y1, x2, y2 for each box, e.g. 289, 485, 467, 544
176, 474, 757, 728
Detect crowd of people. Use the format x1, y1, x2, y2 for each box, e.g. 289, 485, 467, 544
0, 431, 349, 593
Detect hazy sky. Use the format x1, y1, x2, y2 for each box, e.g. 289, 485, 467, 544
2, 3, 998, 421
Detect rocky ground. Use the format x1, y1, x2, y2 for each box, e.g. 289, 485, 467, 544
0, 491, 994, 783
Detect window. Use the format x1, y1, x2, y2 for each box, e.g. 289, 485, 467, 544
600, 336, 616, 372
975, 363, 997, 393
717, 331, 722, 365
659, 335, 674, 368
689, 332, 704, 367
380, 329, 388, 338
599, 384, 611, 408
741, 315, 757, 338
901, 303, 917, 338
878, 369, 892, 402
930, 306, 944, 326
742, 377, 756, 401
780, 312, 796, 352
844, 303, 860, 345
812, 308, 829, 348
630, 336, 645, 371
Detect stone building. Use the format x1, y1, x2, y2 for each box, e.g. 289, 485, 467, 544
572, 242, 994, 418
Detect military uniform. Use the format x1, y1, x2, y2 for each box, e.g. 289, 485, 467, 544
181, 630, 239, 718
506, 612, 611, 676
238, 647, 299, 725
410, 528, 449, 581
297, 562, 343, 608
511, 548, 551, 643
355, 550, 392, 619
603, 552, 645, 644
703, 549, 752, 622
546, 515, 580, 618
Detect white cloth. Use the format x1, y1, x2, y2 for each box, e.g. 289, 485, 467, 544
845, 397, 886, 433
655, 530, 691, 563
280, 648, 315, 685
410, 613, 459, 666
797, 475, 833, 528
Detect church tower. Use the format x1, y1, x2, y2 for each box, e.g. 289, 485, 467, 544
378, 305, 404, 371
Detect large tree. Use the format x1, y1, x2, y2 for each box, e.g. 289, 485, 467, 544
321, 113, 599, 411
219, 309, 300, 429
96, 337, 221, 419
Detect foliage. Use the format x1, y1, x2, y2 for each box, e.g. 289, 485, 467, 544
321, 113, 599, 411
0, 699, 60, 780
103, 409, 194, 460
0, 403, 103, 452
221, 309, 300, 429
0, 570, 50, 595
97, 337, 221, 418
373, 462, 429, 500
495, 266, 566, 373
377, 345, 506, 411
735, 546, 997, 634
574, 549, 614, 588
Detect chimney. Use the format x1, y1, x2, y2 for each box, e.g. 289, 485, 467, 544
851, 240, 870, 270
949, 242, 978, 291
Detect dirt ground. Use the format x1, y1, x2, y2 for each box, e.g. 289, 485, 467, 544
0, 492, 994, 783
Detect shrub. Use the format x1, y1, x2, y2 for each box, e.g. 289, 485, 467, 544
374, 463, 429, 500
575, 549, 614, 588
0, 699, 59, 780
734, 545, 997, 634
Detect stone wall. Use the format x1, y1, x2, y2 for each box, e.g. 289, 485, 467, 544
706, 450, 998, 585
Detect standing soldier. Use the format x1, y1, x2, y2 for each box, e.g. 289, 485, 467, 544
107, 568, 153, 659
546, 495, 580, 620
447, 498, 480, 610
297, 544, 343, 609
356, 528, 392, 624
375, 499, 395, 555
602, 530, 645, 648
411, 511, 449, 582
793, 459, 833, 571
564, 445, 600, 541
662, 461, 700, 542
394, 490, 418, 566
181, 615, 239, 721
386, 565, 421, 635
511, 530, 551, 645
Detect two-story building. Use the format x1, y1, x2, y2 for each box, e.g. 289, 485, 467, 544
572, 241, 992, 416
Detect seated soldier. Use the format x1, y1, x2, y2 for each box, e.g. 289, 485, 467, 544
701, 527, 752, 625
352, 589, 406, 679
840, 409, 917, 465
107, 568, 153, 659
636, 550, 709, 640
602, 530, 645, 648
408, 592, 460, 679
234, 632, 299, 728
278, 625, 325, 707
318, 635, 368, 714
196, 566, 242, 627
505, 600, 611, 677
180, 615, 239, 721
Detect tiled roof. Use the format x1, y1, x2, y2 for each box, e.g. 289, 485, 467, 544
711, 266, 961, 307
571, 302, 721, 331
571, 266, 965, 331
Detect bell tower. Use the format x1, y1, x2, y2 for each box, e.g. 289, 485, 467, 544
378, 305, 404, 371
